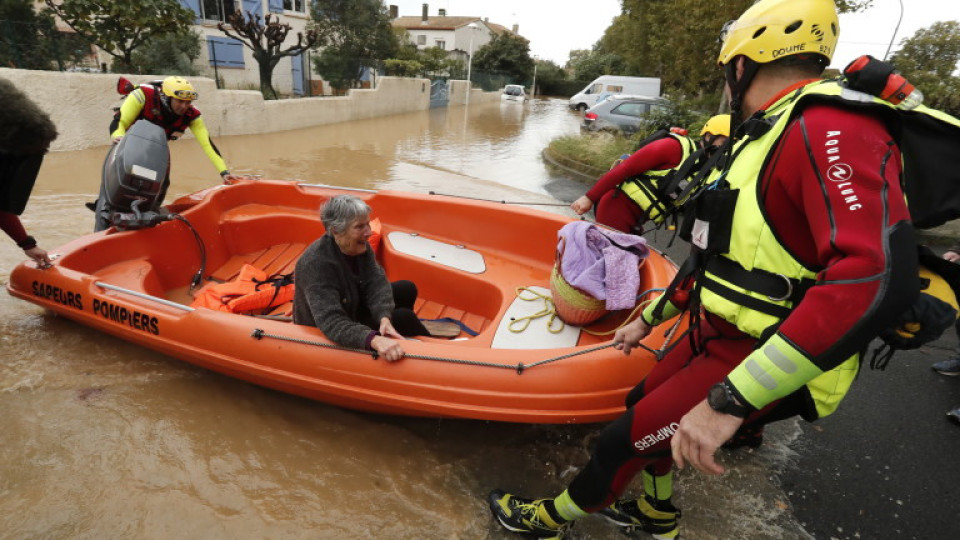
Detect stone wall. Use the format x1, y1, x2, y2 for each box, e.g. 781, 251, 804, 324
0, 69, 497, 153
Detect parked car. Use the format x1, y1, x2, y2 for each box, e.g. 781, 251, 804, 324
501, 84, 527, 103
580, 95, 668, 135
568, 75, 661, 111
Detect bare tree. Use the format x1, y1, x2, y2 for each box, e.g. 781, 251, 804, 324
218, 10, 318, 100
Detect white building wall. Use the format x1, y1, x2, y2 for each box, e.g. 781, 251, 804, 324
0, 68, 498, 153
454, 23, 492, 54
409, 28, 454, 50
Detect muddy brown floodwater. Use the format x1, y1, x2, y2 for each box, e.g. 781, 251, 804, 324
1, 98, 811, 539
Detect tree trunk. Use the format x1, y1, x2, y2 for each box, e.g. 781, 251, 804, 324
256, 54, 280, 100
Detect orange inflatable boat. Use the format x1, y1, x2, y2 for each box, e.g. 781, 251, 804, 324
6, 179, 685, 424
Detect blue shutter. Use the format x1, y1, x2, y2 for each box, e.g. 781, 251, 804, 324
178, 0, 201, 23
268, 0, 284, 13
291, 53, 304, 96
242, 0, 262, 16
207, 37, 245, 67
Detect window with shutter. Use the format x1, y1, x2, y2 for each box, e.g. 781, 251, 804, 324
207, 37, 245, 67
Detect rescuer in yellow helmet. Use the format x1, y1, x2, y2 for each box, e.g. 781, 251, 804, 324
487, 1, 922, 537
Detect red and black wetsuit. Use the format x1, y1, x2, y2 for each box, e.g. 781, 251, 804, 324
585, 137, 685, 233
565, 89, 914, 510
0, 211, 32, 247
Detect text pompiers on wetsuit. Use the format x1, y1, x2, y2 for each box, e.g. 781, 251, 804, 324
634, 422, 680, 451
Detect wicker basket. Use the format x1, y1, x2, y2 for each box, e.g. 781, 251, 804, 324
550, 238, 608, 325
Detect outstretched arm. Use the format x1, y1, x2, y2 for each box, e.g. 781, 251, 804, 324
187, 116, 230, 178
1, 211, 51, 268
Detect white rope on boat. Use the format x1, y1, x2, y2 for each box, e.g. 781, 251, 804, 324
94, 282, 194, 312
297, 183, 378, 193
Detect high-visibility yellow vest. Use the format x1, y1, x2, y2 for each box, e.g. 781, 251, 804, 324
699, 81, 885, 417
619, 133, 697, 223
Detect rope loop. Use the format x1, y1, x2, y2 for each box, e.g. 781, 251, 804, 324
509, 287, 565, 334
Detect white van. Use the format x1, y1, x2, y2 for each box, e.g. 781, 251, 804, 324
568, 75, 661, 111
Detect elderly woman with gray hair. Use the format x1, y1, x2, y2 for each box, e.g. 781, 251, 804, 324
293, 195, 429, 362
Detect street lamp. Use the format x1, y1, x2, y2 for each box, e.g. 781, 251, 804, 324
466, 22, 479, 105
531, 57, 538, 99
883, 0, 904, 60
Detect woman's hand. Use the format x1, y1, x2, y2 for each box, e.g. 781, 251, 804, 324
612, 316, 652, 355
370, 335, 405, 362
944, 250, 960, 263
379, 317, 403, 339
570, 196, 594, 215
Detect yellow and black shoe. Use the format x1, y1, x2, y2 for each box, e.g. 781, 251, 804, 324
488, 490, 570, 539
599, 496, 680, 539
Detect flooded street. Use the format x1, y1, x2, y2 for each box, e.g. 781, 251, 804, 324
1, 98, 809, 539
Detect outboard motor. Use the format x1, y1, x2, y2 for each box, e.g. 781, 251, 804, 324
94, 120, 171, 231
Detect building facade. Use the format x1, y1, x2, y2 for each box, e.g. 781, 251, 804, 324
34, 2, 519, 96
36, 1, 317, 96
390, 3, 518, 66
179, 0, 315, 96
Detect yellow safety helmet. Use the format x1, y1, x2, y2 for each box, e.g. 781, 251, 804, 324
877, 265, 959, 362
700, 114, 731, 137
717, 0, 839, 66
161, 76, 198, 101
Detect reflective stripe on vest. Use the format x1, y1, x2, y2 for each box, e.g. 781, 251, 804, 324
619, 133, 696, 223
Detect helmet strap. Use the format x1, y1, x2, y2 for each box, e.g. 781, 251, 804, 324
159, 94, 179, 120
724, 57, 760, 138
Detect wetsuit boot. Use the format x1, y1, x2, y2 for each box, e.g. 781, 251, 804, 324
599, 468, 679, 538
488, 490, 570, 539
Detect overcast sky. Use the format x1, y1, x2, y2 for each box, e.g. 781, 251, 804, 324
389, 0, 958, 70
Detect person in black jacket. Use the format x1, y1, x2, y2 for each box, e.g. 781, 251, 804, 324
292, 195, 428, 362
0, 78, 58, 268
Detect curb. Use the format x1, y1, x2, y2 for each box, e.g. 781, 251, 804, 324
540, 147, 605, 182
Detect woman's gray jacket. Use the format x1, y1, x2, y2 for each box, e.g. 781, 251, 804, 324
293, 234, 394, 349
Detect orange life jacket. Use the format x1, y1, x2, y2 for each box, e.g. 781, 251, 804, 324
191, 264, 295, 314
369, 218, 382, 252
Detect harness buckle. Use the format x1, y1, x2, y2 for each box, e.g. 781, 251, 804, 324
767, 274, 793, 302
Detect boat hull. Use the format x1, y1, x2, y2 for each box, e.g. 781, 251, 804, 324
7, 180, 683, 423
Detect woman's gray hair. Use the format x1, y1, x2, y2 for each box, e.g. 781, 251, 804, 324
320, 195, 371, 235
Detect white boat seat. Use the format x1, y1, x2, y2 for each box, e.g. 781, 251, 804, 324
491, 286, 582, 349
386, 232, 486, 274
